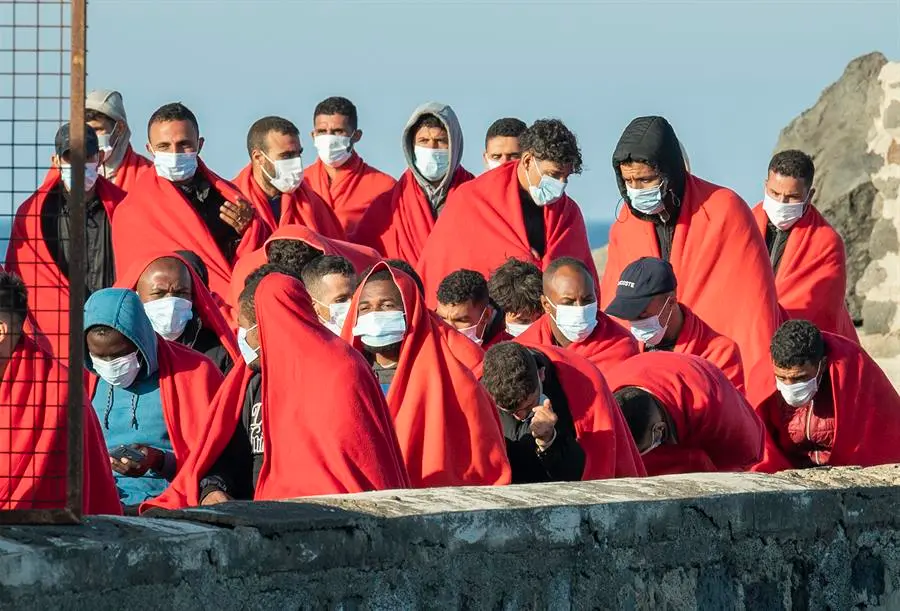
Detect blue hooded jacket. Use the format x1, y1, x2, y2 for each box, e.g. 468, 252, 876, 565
84, 288, 171, 506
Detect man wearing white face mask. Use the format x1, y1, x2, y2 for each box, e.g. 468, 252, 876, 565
351, 102, 472, 263
517, 257, 637, 374
435, 269, 510, 349
85, 89, 152, 193
300, 255, 358, 337
750, 150, 858, 343
303, 96, 396, 236
488, 258, 545, 338
232, 116, 344, 238
605, 257, 745, 392
483, 117, 526, 172
753, 320, 900, 473
6, 122, 126, 359
417, 119, 597, 309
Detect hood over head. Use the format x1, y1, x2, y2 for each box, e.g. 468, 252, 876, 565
84, 288, 159, 378
612, 116, 687, 204
402, 101, 464, 207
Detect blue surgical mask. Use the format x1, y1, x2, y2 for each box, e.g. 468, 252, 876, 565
352, 311, 407, 348
506, 321, 532, 338
60, 162, 99, 192
547, 298, 598, 343
153, 151, 198, 182
414, 146, 450, 182
627, 182, 666, 215
525, 159, 566, 206
237, 325, 260, 366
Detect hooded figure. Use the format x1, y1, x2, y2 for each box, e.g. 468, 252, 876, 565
350, 102, 473, 263
84, 288, 223, 507
601, 116, 780, 407
86, 89, 153, 192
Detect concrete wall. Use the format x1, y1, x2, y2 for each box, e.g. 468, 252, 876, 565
1, 466, 900, 610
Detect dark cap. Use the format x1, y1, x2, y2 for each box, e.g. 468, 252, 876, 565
605, 257, 677, 320
54, 122, 99, 157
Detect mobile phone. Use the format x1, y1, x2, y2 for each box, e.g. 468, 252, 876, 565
110, 445, 144, 463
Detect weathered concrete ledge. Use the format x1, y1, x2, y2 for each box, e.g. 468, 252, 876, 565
2, 466, 900, 610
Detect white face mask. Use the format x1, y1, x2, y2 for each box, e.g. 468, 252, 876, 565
237, 325, 260, 366
314, 135, 353, 168
315, 299, 351, 336
485, 158, 503, 171
352, 311, 407, 348
262, 153, 304, 194
97, 133, 114, 157
143, 296, 194, 341
414, 146, 450, 182
548, 298, 598, 343
629, 297, 674, 347
60, 162, 99, 192
626, 183, 666, 215
762, 192, 806, 231
776, 363, 821, 408
92, 351, 141, 389
153, 151, 198, 182
506, 321, 532, 337
457, 308, 488, 346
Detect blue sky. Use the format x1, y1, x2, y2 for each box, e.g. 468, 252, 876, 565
5, 0, 900, 225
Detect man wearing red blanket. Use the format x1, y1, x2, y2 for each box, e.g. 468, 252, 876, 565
86, 89, 152, 193
417, 119, 597, 308
112, 103, 268, 322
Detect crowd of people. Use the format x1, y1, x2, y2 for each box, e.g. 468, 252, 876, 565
2, 88, 899, 514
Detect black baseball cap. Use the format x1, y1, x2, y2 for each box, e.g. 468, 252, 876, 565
605, 257, 677, 320
54, 122, 99, 157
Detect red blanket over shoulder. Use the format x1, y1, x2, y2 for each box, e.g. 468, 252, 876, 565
517, 341, 646, 479
432, 315, 485, 371
228, 224, 382, 315
752, 332, 900, 473
303, 155, 396, 236
342, 263, 511, 488
351, 167, 474, 263
144, 273, 408, 511
751, 203, 858, 343
232, 163, 345, 239
0, 336, 121, 514
111, 145, 153, 193
600, 175, 781, 407
417, 162, 599, 308
639, 305, 745, 393
606, 352, 765, 476
516, 312, 638, 376
5, 169, 125, 360
115, 251, 239, 361
111, 160, 269, 324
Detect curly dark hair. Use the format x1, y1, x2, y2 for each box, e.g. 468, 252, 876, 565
0, 271, 28, 328
482, 342, 539, 413
485, 117, 527, 146
267, 240, 323, 277
519, 119, 582, 174
768, 150, 815, 188
488, 258, 542, 318
437, 269, 488, 307
246, 116, 300, 157
314, 96, 358, 131
147, 102, 199, 137
382, 259, 424, 296
770, 320, 825, 369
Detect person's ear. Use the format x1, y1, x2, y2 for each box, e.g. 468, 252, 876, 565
310, 130, 317, 142
197, 136, 205, 154
146, 143, 154, 156
540, 295, 552, 316
651, 421, 666, 444
537, 366, 546, 384
251, 148, 264, 168
351, 129, 362, 144
807, 187, 816, 202
50, 154, 60, 168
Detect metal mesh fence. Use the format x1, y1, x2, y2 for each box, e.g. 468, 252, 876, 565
0, 0, 85, 522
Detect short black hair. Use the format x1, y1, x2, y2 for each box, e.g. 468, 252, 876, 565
0, 271, 28, 328
301, 255, 356, 295
488, 258, 542, 318
770, 320, 825, 369
436, 269, 488, 307
485, 117, 527, 147
314, 97, 358, 131
410, 113, 444, 135
519, 119, 582, 174
267, 240, 323, 277
768, 150, 815, 188
383, 259, 424, 296
246, 116, 300, 157
543, 256, 592, 290
85, 109, 114, 130
239, 263, 298, 324
613, 386, 660, 444
147, 102, 199, 137
482, 343, 539, 413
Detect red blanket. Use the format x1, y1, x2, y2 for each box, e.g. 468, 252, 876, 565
232, 163, 345, 239
601, 175, 781, 407
606, 352, 765, 476
144, 273, 408, 511
432, 314, 485, 371
5, 169, 125, 360
111, 160, 270, 324
751, 203, 858, 343
639, 305, 745, 393
228, 224, 382, 315
516, 312, 638, 376
752, 332, 900, 472
0, 336, 121, 514
115, 251, 239, 362
111, 145, 153, 193
518, 342, 645, 479
351, 167, 474, 263
303, 155, 396, 236
417, 162, 598, 308
342, 263, 511, 488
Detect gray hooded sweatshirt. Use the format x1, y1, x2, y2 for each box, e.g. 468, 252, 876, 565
402, 101, 464, 216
